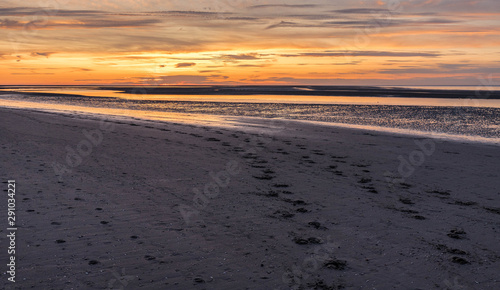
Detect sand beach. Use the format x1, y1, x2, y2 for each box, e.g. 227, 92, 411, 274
1, 107, 499, 289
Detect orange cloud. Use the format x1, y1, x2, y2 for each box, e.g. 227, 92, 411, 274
0, 1, 498, 85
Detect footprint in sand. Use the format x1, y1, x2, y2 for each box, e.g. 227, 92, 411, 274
272, 210, 295, 219
327, 166, 345, 176
323, 259, 347, 270
293, 237, 323, 245
451, 256, 469, 265
358, 177, 372, 184
453, 200, 477, 206
253, 174, 275, 180
427, 189, 451, 197
447, 229, 467, 239
399, 197, 414, 205
205, 137, 220, 142
282, 198, 307, 206
308, 221, 328, 230
483, 206, 500, 215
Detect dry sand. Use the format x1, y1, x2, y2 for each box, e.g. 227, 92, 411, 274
0, 107, 499, 289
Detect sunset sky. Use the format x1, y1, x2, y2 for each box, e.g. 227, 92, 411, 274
1, 0, 499, 86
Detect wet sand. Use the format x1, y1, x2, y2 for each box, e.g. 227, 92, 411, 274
0, 107, 499, 289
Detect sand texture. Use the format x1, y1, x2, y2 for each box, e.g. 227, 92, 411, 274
0, 107, 499, 289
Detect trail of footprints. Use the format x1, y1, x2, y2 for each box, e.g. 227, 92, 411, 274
35, 116, 499, 281
237, 136, 352, 288
389, 178, 500, 267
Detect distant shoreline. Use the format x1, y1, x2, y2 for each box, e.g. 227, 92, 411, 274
1, 85, 499, 99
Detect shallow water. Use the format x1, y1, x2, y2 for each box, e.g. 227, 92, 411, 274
0, 86, 499, 142
2, 87, 500, 107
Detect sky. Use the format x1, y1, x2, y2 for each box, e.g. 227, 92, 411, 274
1, 0, 499, 86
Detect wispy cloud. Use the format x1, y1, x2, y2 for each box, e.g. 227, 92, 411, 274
236, 64, 270, 67
140, 75, 209, 84
126, 10, 234, 19
1, 18, 162, 29
175, 62, 196, 68
266, 18, 460, 30
265, 21, 300, 30
220, 53, 261, 60
30, 52, 55, 58
0, 7, 107, 17
331, 8, 391, 14
70, 67, 93, 72
379, 65, 500, 74
249, 4, 319, 9
282, 51, 441, 58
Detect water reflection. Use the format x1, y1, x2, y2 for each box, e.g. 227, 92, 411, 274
1, 87, 500, 107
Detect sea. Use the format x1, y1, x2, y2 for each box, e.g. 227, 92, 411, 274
0, 85, 499, 144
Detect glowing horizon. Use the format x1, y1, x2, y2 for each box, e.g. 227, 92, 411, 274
1, 0, 499, 86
